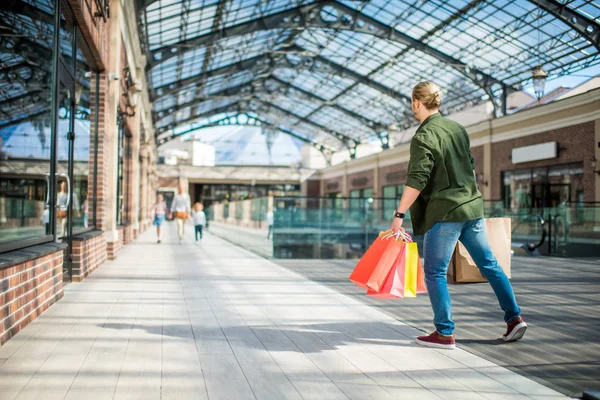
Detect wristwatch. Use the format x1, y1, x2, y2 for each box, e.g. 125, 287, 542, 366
394, 211, 405, 219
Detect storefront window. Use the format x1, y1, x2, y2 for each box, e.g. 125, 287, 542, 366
502, 163, 584, 210
72, 44, 95, 232
116, 117, 129, 226
0, 1, 56, 249
382, 184, 405, 219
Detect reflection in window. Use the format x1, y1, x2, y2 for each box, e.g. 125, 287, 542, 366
72, 44, 94, 232
0, 1, 56, 247
502, 163, 584, 210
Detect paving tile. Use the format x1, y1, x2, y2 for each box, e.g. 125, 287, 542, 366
290, 380, 349, 399
237, 356, 302, 400
336, 382, 397, 400
382, 386, 441, 400
201, 354, 255, 400
0, 226, 570, 400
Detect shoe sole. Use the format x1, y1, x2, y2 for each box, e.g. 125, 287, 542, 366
415, 338, 456, 350
503, 323, 528, 342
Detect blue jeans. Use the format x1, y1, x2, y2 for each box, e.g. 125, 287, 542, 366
424, 218, 521, 336
195, 225, 203, 241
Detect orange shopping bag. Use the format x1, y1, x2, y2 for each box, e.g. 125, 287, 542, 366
367, 240, 427, 299
365, 238, 406, 292
349, 230, 395, 289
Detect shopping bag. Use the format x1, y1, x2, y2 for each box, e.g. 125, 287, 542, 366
349, 230, 395, 289
367, 240, 427, 298
365, 238, 406, 292
448, 218, 511, 284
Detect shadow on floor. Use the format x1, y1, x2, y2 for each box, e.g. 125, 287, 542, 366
100, 321, 423, 352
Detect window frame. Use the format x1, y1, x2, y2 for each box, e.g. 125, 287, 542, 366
0, 0, 101, 254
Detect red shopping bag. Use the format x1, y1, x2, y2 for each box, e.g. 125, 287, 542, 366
367, 242, 427, 299
365, 239, 406, 292
349, 231, 395, 289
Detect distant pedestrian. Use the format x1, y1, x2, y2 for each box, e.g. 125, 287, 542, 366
152, 193, 168, 243
266, 210, 274, 240
171, 183, 191, 244
192, 202, 206, 243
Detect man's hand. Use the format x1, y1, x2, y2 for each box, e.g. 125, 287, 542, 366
391, 216, 403, 234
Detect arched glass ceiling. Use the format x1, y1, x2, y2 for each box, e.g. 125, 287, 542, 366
138, 0, 600, 152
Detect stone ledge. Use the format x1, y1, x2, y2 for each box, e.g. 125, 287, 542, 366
71, 229, 105, 242
0, 242, 68, 270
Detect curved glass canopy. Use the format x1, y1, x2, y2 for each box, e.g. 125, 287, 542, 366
138, 0, 600, 155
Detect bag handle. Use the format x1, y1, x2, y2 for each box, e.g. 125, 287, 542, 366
380, 229, 413, 243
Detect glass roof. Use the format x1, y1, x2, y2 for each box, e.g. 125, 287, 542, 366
140, 0, 600, 151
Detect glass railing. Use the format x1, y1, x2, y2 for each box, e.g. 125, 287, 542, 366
208, 196, 600, 259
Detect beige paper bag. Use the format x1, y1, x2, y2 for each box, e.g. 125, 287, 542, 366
448, 218, 512, 284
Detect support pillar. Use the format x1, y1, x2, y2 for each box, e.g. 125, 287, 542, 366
105, 1, 123, 257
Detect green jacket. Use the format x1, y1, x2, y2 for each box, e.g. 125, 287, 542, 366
406, 113, 483, 236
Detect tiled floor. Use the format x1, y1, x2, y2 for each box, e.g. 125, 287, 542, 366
0, 222, 568, 399
210, 221, 600, 398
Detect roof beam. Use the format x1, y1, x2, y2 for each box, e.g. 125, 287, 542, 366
528, 0, 600, 52
147, 0, 514, 93
152, 60, 386, 131
268, 76, 384, 131
151, 45, 411, 104
154, 93, 355, 149
157, 112, 334, 154
156, 92, 356, 148
3, 0, 55, 26
153, 79, 360, 148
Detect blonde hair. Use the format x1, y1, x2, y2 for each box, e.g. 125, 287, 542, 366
193, 202, 203, 211
412, 81, 442, 110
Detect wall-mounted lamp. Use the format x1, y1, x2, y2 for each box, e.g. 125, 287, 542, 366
120, 88, 140, 118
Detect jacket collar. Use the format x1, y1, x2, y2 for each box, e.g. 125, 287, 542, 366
417, 112, 441, 131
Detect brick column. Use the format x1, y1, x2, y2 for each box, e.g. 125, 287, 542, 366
139, 146, 149, 231
105, 1, 123, 257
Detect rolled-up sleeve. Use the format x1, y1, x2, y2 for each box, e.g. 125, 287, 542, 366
406, 135, 434, 191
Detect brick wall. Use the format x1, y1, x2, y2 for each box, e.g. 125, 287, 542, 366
91, 73, 110, 231
379, 162, 409, 193
470, 145, 485, 195
71, 233, 107, 282
491, 122, 595, 201
0, 251, 64, 345
122, 225, 134, 245
347, 170, 374, 191
66, 0, 109, 69
107, 227, 125, 260
323, 177, 343, 194
304, 180, 321, 197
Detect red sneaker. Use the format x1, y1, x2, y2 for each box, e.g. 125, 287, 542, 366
416, 331, 456, 350
503, 316, 527, 342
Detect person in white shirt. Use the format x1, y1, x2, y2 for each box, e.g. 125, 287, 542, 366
192, 202, 207, 243
266, 210, 274, 240
170, 184, 191, 243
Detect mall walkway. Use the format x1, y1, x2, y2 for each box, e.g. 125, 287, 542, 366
0, 223, 566, 400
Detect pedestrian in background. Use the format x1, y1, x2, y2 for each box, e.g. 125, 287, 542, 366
171, 183, 191, 244
390, 81, 525, 350
152, 193, 168, 243
192, 202, 206, 243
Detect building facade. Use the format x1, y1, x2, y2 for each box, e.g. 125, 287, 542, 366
306, 88, 600, 209
0, 0, 157, 345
